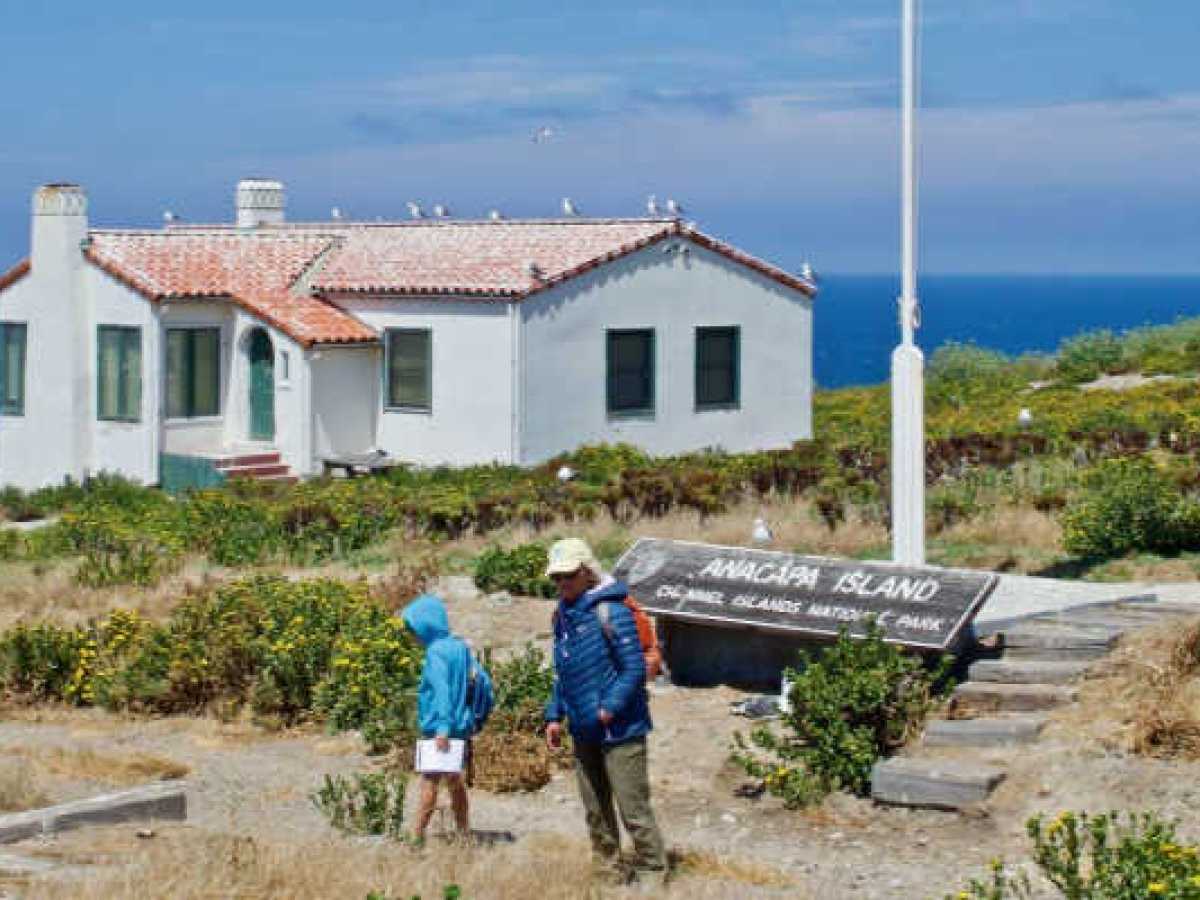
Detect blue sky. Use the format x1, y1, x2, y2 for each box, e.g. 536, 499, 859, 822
1, 1, 1197, 274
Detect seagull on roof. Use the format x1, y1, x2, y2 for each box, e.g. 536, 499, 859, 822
488, 209, 504, 221
561, 197, 579, 217
331, 207, 344, 221
646, 195, 660, 217
666, 198, 685, 217
406, 201, 425, 219
162, 210, 178, 224
432, 203, 450, 218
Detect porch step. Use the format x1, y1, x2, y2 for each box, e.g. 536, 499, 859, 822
871, 757, 1006, 810
950, 682, 1078, 715
213, 452, 282, 470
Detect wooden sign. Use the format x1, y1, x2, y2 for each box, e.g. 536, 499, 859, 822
612, 538, 997, 651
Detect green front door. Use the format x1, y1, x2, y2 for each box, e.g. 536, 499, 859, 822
248, 329, 275, 441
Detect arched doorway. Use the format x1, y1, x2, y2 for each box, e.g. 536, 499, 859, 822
247, 328, 275, 441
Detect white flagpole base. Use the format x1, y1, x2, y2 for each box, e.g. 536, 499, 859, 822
891, 342, 925, 566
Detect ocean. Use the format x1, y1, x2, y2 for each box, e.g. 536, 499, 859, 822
814, 275, 1200, 389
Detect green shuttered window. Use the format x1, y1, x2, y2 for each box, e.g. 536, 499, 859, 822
695, 326, 740, 409
97, 326, 142, 422
385, 328, 432, 410
166, 328, 220, 418
0, 322, 27, 416
606, 329, 655, 416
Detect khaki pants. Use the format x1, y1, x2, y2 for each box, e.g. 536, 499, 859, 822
572, 737, 667, 876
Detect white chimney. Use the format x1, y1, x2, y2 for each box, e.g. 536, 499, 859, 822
32, 183, 88, 268
235, 179, 285, 228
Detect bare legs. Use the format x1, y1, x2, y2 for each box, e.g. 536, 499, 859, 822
413, 774, 469, 841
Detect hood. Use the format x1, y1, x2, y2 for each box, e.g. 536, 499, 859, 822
400, 593, 451, 646
574, 575, 628, 613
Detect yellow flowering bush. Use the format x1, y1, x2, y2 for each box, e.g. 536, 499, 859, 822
950, 810, 1200, 899
0, 576, 424, 749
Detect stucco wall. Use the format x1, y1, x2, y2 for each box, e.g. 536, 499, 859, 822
87, 266, 159, 484
339, 298, 514, 465
519, 241, 813, 463
0, 271, 80, 490
311, 346, 379, 460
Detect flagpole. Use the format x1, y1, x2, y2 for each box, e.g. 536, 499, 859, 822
891, 0, 925, 566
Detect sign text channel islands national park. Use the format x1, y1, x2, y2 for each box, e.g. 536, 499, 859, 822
612, 538, 998, 651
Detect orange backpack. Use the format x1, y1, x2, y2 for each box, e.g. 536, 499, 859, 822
596, 596, 663, 682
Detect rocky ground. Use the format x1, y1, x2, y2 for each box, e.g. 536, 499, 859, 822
0, 583, 1198, 898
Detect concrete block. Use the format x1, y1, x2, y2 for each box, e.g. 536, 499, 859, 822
923, 715, 1046, 747
48, 783, 186, 835
872, 757, 1005, 810
951, 682, 1077, 714
0, 782, 187, 844
0, 811, 43, 845
968, 659, 1089, 684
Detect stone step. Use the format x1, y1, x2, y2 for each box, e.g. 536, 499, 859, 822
951, 681, 1078, 715
923, 715, 1047, 747
1046, 609, 1176, 631
1116, 599, 1200, 616
968, 659, 1089, 685
998, 623, 1123, 660
871, 757, 1006, 810
213, 452, 281, 469
0, 782, 186, 844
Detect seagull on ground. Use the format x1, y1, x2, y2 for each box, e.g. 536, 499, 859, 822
556, 465, 576, 483
751, 516, 774, 546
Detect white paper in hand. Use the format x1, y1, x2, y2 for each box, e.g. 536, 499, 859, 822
415, 738, 465, 774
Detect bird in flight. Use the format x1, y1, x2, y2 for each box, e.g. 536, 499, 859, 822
531, 125, 556, 143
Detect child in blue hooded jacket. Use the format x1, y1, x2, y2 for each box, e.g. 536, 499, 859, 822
401, 593, 476, 843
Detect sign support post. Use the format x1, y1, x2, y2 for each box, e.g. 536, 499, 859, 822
892, 0, 925, 566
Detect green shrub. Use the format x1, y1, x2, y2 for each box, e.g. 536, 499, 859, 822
1056, 329, 1128, 384
1061, 457, 1200, 558
927, 342, 1023, 410
473, 544, 555, 598
311, 771, 407, 839
732, 625, 950, 806
950, 810, 1200, 899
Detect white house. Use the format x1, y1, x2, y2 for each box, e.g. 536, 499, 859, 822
0, 180, 817, 491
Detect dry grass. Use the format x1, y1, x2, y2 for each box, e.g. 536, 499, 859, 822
19, 829, 596, 900
0, 557, 225, 630
468, 731, 571, 792
940, 506, 1062, 555
0, 758, 51, 812
13, 747, 190, 786
17, 826, 802, 899
1063, 615, 1200, 756
671, 848, 798, 889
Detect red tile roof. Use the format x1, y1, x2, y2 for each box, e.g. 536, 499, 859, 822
5, 218, 813, 346
312, 219, 816, 299
0, 259, 31, 293
85, 232, 376, 347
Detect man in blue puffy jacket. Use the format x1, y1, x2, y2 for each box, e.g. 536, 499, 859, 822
401, 593, 475, 844
544, 539, 668, 885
